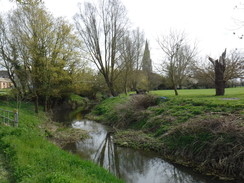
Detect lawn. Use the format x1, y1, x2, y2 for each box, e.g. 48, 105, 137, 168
151, 87, 244, 105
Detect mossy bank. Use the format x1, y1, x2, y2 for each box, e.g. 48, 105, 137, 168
0, 100, 123, 183
90, 88, 244, 182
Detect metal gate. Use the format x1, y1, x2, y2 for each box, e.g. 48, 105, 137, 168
0, 108, 18, 127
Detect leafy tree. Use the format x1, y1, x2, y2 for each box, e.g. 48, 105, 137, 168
0, 0, 82, 112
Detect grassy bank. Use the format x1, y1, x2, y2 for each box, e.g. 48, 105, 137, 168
91, 88, 244, 181
0, 100, 123, 183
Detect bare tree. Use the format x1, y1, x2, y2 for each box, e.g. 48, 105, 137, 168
225, 49, 244, 81
157, 30, 197, 95
118, 28, 145, 94
74, 0, 128, 96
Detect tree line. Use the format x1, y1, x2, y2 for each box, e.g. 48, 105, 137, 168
0, 0, 243, 112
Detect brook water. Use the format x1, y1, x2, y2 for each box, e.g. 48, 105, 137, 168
54, 110, 234, 183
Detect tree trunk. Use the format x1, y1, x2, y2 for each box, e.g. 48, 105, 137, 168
34, 95, 39, 113
209, 49, 226, 96
43, 96, 48, 112
104, 76, 117, 96
215, 63, 225, 95
109, 84, 117, 97
173, 85, 178, 96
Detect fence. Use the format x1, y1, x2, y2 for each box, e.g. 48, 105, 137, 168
0, 108, 18, 127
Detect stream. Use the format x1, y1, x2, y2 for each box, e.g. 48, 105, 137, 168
54, 109, 235, 183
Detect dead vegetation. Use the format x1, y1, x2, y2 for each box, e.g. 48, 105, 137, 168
40, 122, 89, 147
113, 94, 158, 128
162, 114, 244, 180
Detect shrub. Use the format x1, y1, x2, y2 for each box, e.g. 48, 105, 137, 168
112, 94, 158, 128
128, 94, 158, 110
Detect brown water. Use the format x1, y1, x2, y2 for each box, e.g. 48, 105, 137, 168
63, 119, 235, 183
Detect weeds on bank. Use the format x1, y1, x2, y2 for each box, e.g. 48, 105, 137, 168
162, 114, 244, 180
92, 88, 244, 180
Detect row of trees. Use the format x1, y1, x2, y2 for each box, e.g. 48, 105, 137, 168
157, 30, 244, 96
0, 0, 243, 113
0, 0, 85, 112
0, 0, 156, 112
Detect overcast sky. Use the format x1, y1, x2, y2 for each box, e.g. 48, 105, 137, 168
1, 0, 244, 65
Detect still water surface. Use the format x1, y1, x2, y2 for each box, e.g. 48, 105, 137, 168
62, 118, 234, 183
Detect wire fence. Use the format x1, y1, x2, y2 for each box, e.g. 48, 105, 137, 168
0, 108, 18, 127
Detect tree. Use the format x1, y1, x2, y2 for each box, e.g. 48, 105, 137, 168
157, 30, 197, 95
74, 0, 128, 96
117, 28, 145, 94
0, 0, 82, 112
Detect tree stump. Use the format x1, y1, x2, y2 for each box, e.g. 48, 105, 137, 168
208, 49, 226, 96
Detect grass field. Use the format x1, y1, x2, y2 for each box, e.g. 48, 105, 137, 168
151, 87, 244, 105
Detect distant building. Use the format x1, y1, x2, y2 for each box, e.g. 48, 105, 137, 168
0, 70, 9, 78
0, 71, 12, 89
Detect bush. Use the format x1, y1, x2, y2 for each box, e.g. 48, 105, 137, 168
128, 94, 159, 109
112, 94, 158, 128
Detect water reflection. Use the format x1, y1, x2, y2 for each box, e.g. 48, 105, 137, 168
65, 120, 233, 183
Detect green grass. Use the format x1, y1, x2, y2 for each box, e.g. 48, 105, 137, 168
0, 153, 9, 183
91, 88, 244, 180
151, 87, 244, 105
92, 96, 128, 116
0, 100, 123, 183
92, 88, 243, 131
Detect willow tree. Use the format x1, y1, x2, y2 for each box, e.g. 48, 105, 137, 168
74, 0, 129, 96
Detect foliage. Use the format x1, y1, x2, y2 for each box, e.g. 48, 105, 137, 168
0, 100, 123, 183
0, 153, 9, 183
0, 0, 84, 112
